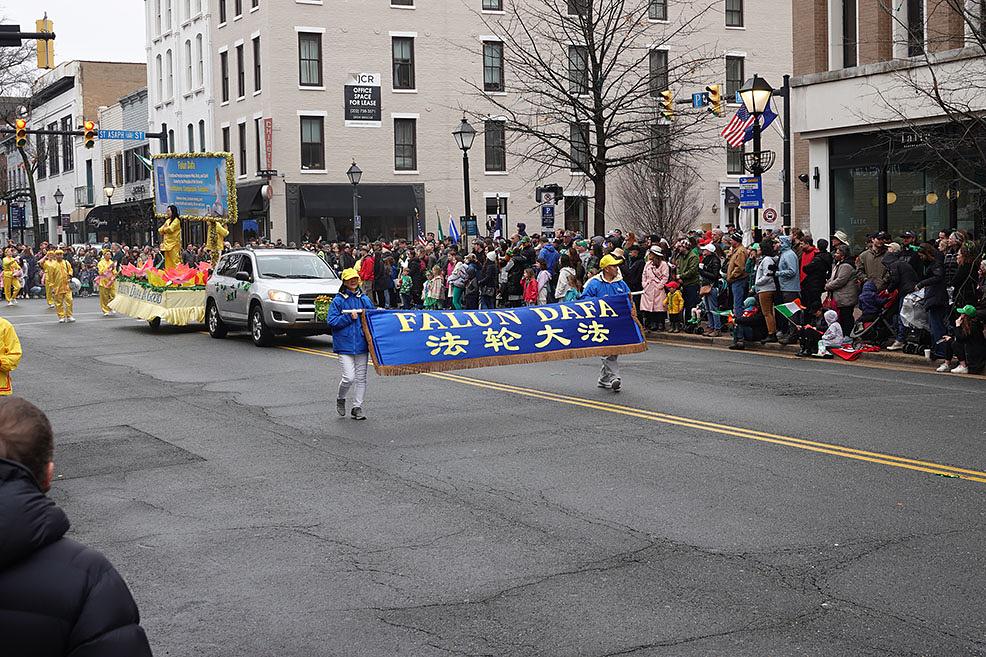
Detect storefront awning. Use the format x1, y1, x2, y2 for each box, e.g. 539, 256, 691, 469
236, 183, 266, 215
85, 199, 154, 228
300, 184, 417, 218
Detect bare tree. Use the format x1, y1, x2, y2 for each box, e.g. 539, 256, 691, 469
467, 0, 717, 237
612, 143, 703, 238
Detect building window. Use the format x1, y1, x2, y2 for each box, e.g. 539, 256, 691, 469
222, 125, 230, 152
124, 149, 135, 184
649, 49, 668, 96
199, 120, 206, 152
392, 0, 413, 4
47, 122, 59, 176
165, 0, 173, 29
61, 116, 73, 171
298, 33, 322, 86
570, 122, 590, 172
219, 0, 226, 23
725, 55, 744, 103
649, 0, 667, 20
115, 153, 124, 186
188, 123, 195, 151
727, 144, 745, 175
300, 116, 324, 170
564, 196, 587, 233
483, 41, 504, 92
103, 157, 112, 186
166, 49, 174, 99
255, 117, 262, 171
253, 36, 261, 92
252, 0, 258, 7
394, 118, 417, 171
236, 44, 245, 98
168, 129, 175, 152
238, 122, 247, 175
155, 0, 163, 32
907, 0, 924, 56
569, 46, 589, 95
843, 0, 857, 67
184, 39, 193, 92
392, 37, 415, 90
567, 0, 588, 17
484, 120, 506, 172
725, 0, 743, 27
482, 0, 503, 10
156, 54, 163, 100
195, 35, 204, 87
220, 51, 229, 101
234, 0, 242, 16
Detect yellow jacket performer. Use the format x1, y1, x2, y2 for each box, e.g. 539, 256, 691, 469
2, 247, 23, 305
158, 204, 183, 270
48, 250, 75, 323
97, 251, 117, 315
39, 249, 56, 308
0, 317, 21, 395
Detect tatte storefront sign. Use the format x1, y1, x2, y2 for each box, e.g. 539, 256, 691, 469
344, 72, 382, 128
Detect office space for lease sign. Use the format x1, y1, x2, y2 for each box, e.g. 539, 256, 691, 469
344, 73, 382, 127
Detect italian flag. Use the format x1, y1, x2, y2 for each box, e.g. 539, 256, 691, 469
775, 299, 805, 320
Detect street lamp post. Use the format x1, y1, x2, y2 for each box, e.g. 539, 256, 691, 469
738, 75, 774, 239
53, 187, 64, 245
103, 185, 114, 244
346, 161, 362, 246
452, 116, 476, 252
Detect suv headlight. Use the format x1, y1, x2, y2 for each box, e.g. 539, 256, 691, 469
267, 290, 294, 303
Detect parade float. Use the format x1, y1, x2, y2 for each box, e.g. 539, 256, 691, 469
109, 152, 237, 329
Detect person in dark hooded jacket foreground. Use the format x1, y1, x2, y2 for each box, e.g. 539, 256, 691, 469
0, 397, 152, 657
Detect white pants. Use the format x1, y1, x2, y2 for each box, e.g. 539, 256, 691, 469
338, 353, 369, 408
600, 355, 620, 382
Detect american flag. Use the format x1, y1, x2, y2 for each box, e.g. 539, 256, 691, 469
415, 208, 426, 246
720, 105, 756, 148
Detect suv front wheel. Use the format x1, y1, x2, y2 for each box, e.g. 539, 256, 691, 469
250, 302, 275, 347
207, 300, 228, 339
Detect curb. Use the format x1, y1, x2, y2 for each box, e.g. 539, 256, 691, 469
644, 330, 927, 366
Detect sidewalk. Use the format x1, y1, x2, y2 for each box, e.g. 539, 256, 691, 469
644, 329, 925, 367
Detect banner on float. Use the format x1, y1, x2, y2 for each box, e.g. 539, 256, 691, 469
361, 294, 647, 376
152, 152, 238, 223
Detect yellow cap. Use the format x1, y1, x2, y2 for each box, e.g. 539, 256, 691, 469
52, 249, 64, 255
599, 254, 623, 269
340, 268, 360, 281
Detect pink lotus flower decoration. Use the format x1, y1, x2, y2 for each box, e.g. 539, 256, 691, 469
163, 264, 197, 286
120, 263, 139, 277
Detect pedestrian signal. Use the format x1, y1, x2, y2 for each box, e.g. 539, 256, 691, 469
14, 119, 27, 149
660, 90, 674, 120
83, 120, 96, 149
706, 84, 723, 117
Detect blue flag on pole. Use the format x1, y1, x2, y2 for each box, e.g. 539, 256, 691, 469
742, 100, 778, 143
448, 214, 461, 244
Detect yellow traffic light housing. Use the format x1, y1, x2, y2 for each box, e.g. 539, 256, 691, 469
14, 119, 27, 149
660, 90, 674, 120
36, 17, 54, 69
706, 84, 723, 117
83, 120, 96, 149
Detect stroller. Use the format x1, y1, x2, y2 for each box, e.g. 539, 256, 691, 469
849, 288, 898, 348
899, 288, 932, 355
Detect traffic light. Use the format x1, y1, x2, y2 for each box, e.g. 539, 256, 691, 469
83, 120, 96, 149
706, 84, 723, 117
14, 119, 27, 149
35, 17, 54, 69
660, 90, 674, 120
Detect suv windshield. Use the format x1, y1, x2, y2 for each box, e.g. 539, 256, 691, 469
256, 254, 337, 279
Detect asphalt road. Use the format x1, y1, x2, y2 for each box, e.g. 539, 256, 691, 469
7, 296, 986, 656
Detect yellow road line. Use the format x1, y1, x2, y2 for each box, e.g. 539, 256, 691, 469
279, 344, 986, 484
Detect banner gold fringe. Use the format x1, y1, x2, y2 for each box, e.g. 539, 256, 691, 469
108, 294, 205, 326
359, 313, 648, 376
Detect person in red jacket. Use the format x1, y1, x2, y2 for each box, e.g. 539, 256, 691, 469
357, 247, 375, 294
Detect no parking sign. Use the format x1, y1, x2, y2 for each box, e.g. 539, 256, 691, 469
762, 207, 778, 226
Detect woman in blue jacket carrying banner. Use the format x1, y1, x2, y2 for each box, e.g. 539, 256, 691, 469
327, 268, 376, 420
581, 253, 631, 392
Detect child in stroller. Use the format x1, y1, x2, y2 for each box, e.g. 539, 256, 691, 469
849, 281, 898, 347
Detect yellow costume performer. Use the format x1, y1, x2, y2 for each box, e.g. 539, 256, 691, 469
2, 251, 23, 304
158, 216, 183, 270
0, 317, 22, 396
48, 251, 75, 322
41, 255, 55, 307
206, 220, 229, 266
97, 251, 117, 315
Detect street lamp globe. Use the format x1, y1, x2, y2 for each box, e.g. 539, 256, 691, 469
103, 185, 115, 200
739, 74, 774, 116
53, 187, 64, 205
346, 161, 362, 186
452, 116, 476, 152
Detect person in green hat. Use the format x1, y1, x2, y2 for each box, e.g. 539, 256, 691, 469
935, 304, 985, 375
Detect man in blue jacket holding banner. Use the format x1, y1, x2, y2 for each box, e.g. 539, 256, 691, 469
327, 268, 376, 420
581, 254, 631, 392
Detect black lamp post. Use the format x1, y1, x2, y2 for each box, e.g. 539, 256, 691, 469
103, 185, 114, 244
346, 161, 362, 246
452, 116, 476, 251
738, 75, 774, 237
53, 187, 64, 244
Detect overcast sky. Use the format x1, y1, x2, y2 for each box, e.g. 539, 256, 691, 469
4, 1, 145, 64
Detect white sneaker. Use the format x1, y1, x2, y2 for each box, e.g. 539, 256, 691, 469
103, 312, 110, 316
5, 302, 11, 307
67, 317, 76, 323
936, 362, 951, 373
597, 378, 612, 389
57, 318, 66, 323
886, 341, 904, 351
951, 364, 969, 374
48, 304, 54, 309
11, 300, 17, 305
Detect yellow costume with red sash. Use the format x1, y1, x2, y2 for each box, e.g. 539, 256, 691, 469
0, 317, 22, 395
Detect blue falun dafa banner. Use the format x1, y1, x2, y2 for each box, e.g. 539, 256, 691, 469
362, 294, 648, 375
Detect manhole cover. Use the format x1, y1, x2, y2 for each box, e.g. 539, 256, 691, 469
55, 425, 203, 480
